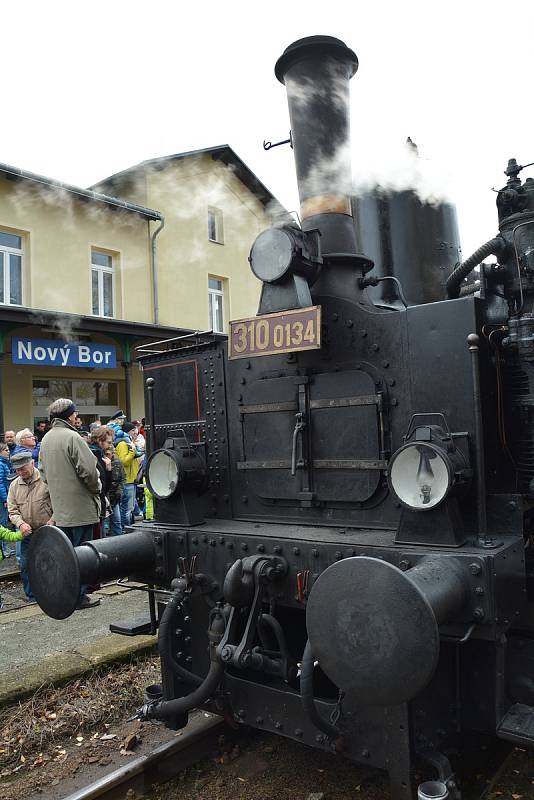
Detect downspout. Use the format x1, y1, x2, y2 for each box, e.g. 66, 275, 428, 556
150, 217, 165, 325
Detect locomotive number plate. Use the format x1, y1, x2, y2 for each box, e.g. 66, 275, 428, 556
229, 306, 321, 359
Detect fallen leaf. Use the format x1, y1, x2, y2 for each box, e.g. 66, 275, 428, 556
99, 733, 118, 741
76, 736, 84, 742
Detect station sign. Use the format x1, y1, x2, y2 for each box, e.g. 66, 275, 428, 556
229, 306, 321, 360
12, 337, 117, 369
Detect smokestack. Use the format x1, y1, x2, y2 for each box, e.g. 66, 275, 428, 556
275, 36, 360, 258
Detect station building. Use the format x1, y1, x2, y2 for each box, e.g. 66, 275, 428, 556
0, 147, 282, 433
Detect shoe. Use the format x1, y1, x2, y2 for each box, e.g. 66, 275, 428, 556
133, 514, 144, 521
76, 595, 101, 610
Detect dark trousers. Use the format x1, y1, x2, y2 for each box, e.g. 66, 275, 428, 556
60, 524, 94, 599
19, 534, 34, 599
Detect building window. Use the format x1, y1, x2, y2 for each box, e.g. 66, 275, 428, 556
33, 379, 119, 424
208, 277, 224, 333
208, 207, 223, 244
91, 249, 114, 317
0, 231, 23, 305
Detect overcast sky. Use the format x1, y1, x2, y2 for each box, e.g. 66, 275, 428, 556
3, 0, 533, 256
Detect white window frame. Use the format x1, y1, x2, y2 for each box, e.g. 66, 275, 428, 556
91, 249, 115, 318
0, 231, 23, 306
208, 277, 225, 333
207, 207, 224, 244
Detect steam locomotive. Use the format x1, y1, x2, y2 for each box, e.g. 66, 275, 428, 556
28, 36, 534, 800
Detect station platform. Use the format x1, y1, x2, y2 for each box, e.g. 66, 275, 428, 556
0, 558, 157, 706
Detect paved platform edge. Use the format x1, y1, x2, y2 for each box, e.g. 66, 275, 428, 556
0, 633, 157, 707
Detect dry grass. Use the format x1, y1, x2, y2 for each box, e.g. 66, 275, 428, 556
0, 654, 160, 774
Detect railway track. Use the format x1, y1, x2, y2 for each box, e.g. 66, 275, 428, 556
62, 713, 225, 800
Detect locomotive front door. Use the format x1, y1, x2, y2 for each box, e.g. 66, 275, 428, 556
236, 368, 385, 504
309, 369, 385, 503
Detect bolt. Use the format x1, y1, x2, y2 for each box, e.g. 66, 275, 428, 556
192, 537, 198, 545
335, 551, 343, 560
241, 543, 248, 551
256, 716, 264, 724
475, 586, 484, 596
175, 628, 183, 637
382, 360, 389, 368
346, 320, 353, 328
227, 541, 234, 549
220, 646, 233, 662
473, 607, 485, 621
372, 343, 379, 351
293, 547, 300, 555
361, 330, 367, 338
295, 728, 303, 737
257, 544, 265, 553
275, 721, 282, 730
241, 496, 248, 504
239, 709, 246, 719
361, 749, 370, 758
316, 734, 325, 743
312, 549, 319, 558
274, 545, 282, 554
391, 398, 398, 406
399, 559, 410, 571
469, 563, 482, 576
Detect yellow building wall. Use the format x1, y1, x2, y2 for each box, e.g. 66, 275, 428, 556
0, 177, 153, 323
94, 154, 273, 330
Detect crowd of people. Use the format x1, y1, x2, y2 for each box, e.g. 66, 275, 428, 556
0, 401, 152, 610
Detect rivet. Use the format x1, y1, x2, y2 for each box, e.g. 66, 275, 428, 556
295, 728, 303, 737
346, 319, 353, 328
399, 559, 410, 571
257, 544, 265, 553
469, 563, 482, 576
391, 398, 398, 406
335, 551, 343, 560
241, 543, 249, 551
274, 545, 282, 554
274, 721, 282, 730
293, 547, 300, 555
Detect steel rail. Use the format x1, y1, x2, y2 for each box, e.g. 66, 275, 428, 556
63, 713, 225, 800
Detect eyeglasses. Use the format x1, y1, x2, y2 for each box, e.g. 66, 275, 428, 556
21, 435, 35, 440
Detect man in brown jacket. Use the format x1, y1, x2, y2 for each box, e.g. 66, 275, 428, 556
7, 451, 53, 601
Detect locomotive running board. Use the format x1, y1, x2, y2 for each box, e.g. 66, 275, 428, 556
497, 703, 534, 746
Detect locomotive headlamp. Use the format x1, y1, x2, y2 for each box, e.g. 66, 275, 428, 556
145, 449, 182, 499
248, 225, 321, 284
388, 423, 470, 511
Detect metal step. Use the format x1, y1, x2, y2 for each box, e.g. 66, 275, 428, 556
109, 616, 155, 636
497, 703, 534, 746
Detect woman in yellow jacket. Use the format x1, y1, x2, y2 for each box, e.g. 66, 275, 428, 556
115, 422, 139, 531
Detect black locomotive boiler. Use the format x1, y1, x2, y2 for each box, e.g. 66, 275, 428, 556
28, 36, 534, 800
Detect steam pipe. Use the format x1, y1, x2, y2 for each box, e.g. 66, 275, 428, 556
143, 660, 225, 720
143, 605, 226, 720
150, 217, 165, 325
446, 236, 505, 298
158, 581, 203, 687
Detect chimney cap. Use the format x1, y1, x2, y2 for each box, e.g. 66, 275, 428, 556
275, 35, 358, 84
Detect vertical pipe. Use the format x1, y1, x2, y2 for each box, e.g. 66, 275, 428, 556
151, 218, 165, 325
146, 377, 156, 456
467, 334, 487, 538
124, 361, 132, 421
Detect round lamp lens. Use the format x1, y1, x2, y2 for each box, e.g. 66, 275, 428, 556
389, 443, 451, 510
250, 228, 293, 283
147, 450, 180, 499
